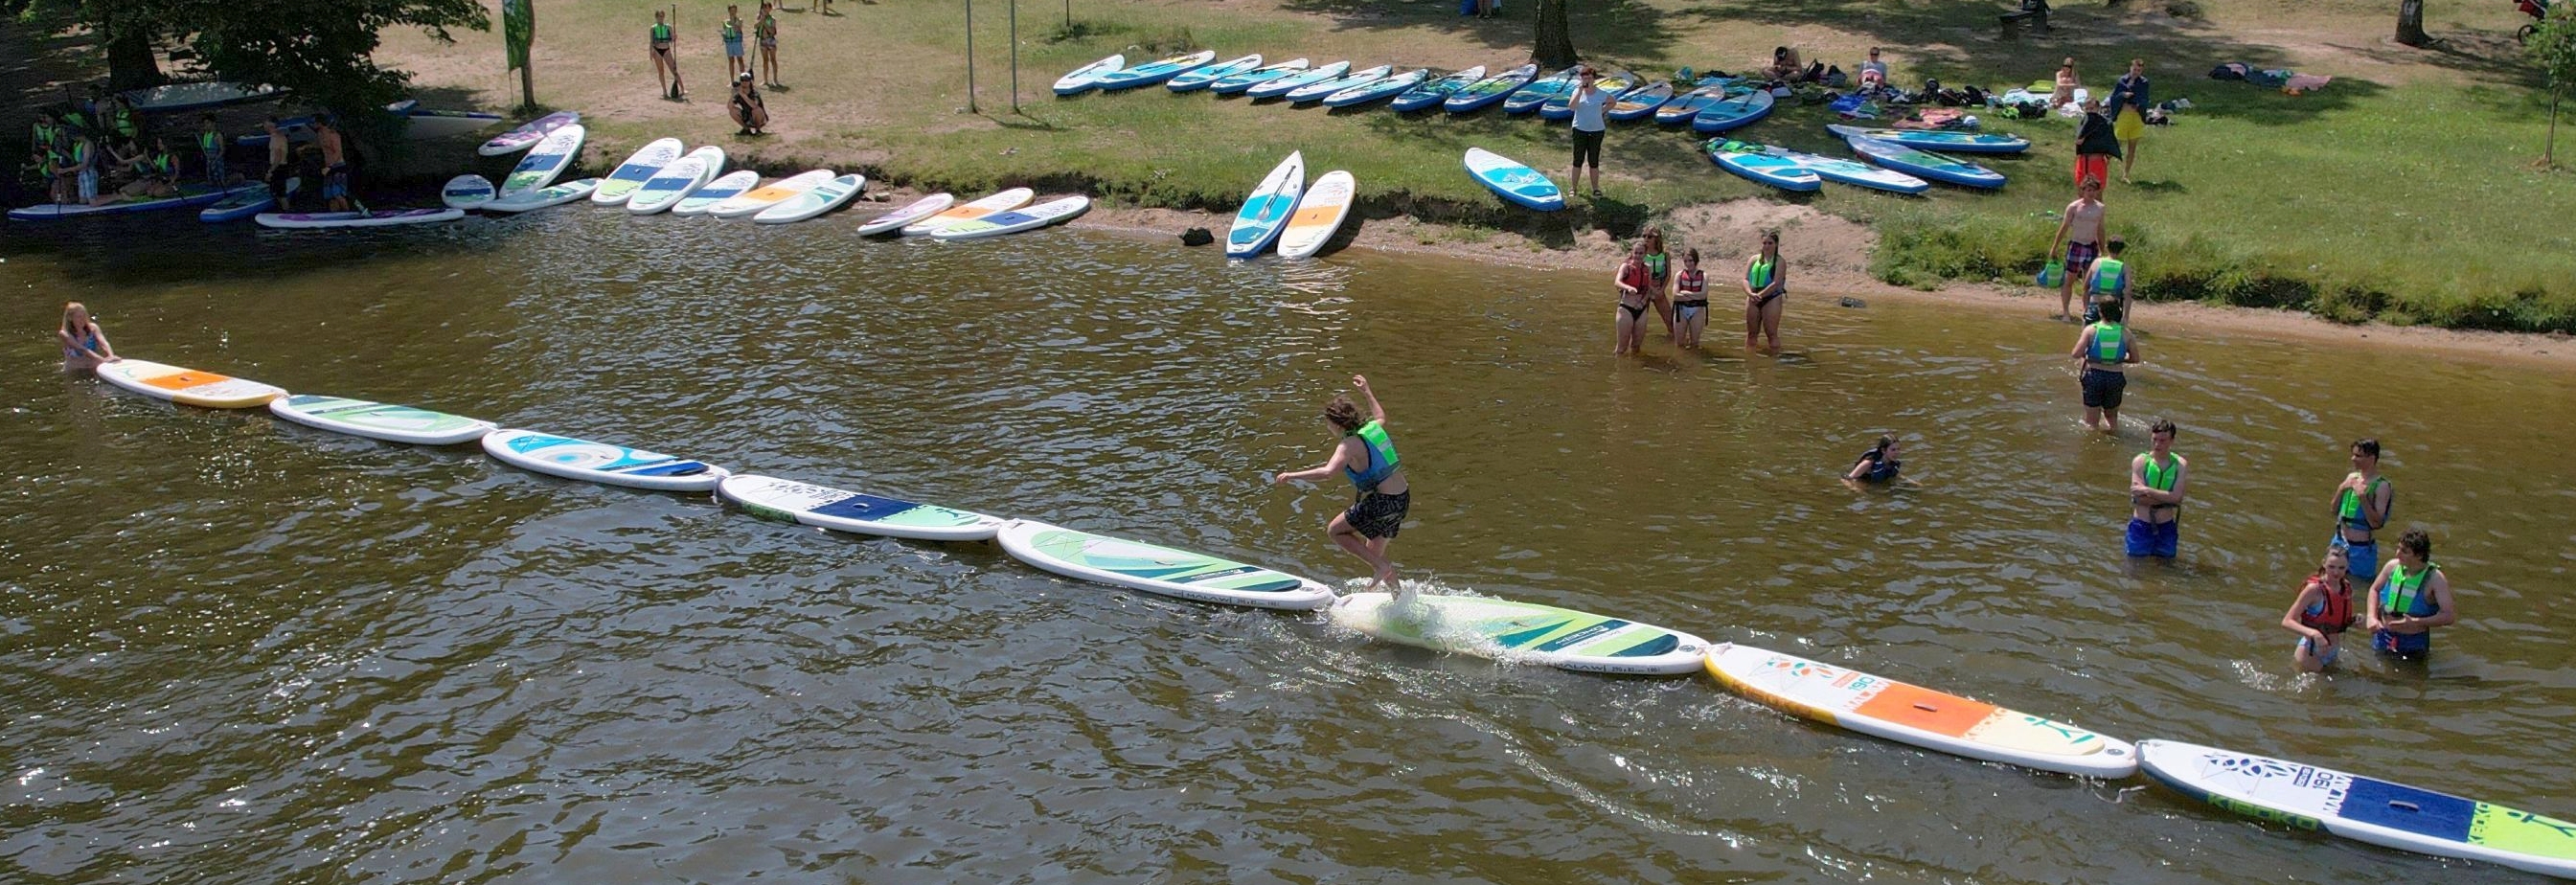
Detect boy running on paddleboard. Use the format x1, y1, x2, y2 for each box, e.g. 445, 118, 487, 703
1272, 375, 1409, 593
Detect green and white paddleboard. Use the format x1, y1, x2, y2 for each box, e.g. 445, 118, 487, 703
995, 519, 1336, 610
718, 474, 1002, 541
1330, 592, 1710, 675
268, 394, 496, 445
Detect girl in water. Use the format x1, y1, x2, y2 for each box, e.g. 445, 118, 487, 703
2281, 546, 2356, 672
1672, 248, 1709, 348
57, 302, 118, 372
1742, 230, 1786, 354
1640, 226, 1676, 344
1845, 434, 1903, 484
1612, 240, 1652, 355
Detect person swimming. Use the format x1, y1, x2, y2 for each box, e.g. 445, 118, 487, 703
2282, 545, 2357, 672
57, 301, 118, 372
1271, 374, 1410, 593
1845, 435, 1903, 484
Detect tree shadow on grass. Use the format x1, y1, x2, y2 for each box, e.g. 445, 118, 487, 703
1279, 0, 1681, 70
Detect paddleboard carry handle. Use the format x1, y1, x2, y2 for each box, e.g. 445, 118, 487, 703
2388, 800, 2421, 812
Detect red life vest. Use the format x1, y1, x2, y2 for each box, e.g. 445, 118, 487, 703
2296, 572, 2353, 634
1618, 260, 1650, 294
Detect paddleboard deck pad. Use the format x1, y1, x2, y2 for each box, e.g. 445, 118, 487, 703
996, 520, 1336, 610
718, 474, 1003, 541
1329, 592, 1709, 675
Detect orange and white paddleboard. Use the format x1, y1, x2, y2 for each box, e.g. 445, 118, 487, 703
704, 170, 836, 218
900, 187, 1035, 236
96, 358, 285, 409
1274, 170, 1355, 260
1703, 643, 2137, 778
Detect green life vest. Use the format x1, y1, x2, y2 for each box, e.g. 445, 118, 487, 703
111, 103, 135, 138
2381, 561, 2440, 618
2088, 257, 2127, 296
651, 22, 674, 42
1644, 251, 1668, 282
2140, 452, 2177, 493
198, 129, 220, 151
1746, 256, 1776, 290
33, 122, 56, 148
2089, 321, 2128, 363
2337, 476, 2390, 531
723, 19, 742, 40
1342, 420, 1402, 492
148, 151, 175, 176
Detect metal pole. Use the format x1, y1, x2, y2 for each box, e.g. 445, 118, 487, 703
965, 0, 978, 113
1009, 0, 1019, 111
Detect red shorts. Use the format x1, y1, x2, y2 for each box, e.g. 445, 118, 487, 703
2073, 154, 2109, 189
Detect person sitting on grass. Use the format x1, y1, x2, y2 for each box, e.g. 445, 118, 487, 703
1767, 47, 1806, 82
2051, 57, 2080, 108
731, 73, 771, 135
1858, 47, 1889, 91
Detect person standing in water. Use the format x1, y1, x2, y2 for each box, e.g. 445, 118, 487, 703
2365, 529, 2455, 659
314, 116, 353, 212
2329, 438, 2393, 583
2282, 545, 2356, 672
1742, 229, 1787, 354
1271, 375, 1409, 592
57, 302, 119, 371
650, 10, 684, 101
2048, 177, 2108, 321
262, 117, 293, 208
2070, 300, 2137, 432
1673, 248, 1710, 348
1612, 240, 1653, 355
2126, 419, 2186, 558
1640, 226, 1676, 344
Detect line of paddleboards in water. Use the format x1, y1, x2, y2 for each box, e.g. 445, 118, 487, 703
86, 353, 2576, 880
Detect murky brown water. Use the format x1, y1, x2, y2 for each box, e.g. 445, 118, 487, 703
5, 210, 2573, 883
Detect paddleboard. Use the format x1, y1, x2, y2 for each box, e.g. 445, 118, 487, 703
1286, 63, 1392, 104
855, 193, 955, 235
1844, 136, 2006, 190
481, 428, 729, 492
753, 172, 866, 223
1825, 125, 2031, 154
1329, 592, 1710, 675
928, 194, 1090, 239
995, 519, 1337, 610
1096, 50, 1217, 91
1705, 644, 2139, 778
500, 124, 584, 195
705, 169, 836, 218
1463, 147, 1562, 211
1053, 54, 1128, 96
1655, 82, 1736, 125
1225, 151, 1304, 258
1245, 60, 1352, 100
2139, 738, 2576, 879
1208, 58, 1311, 96
199, 180, 292, 223
900, 187, 1035, 236
589, 137, 686, 205
1773, 146, 1931, 194
254, 208, 466, 229
1389, 65, 1486, 112
398, 105, 506, 141
1607, 80, 1676, 122
1705, 138, 1820, 192
1500, 66, 1582, 115
718, 474, 1004, 541
10, 182, 257, 221
119, 81, 279, 113
96, 358, 284, 409
266, 394, 496, 445
1274, 170, 1353, 260
669, 170, 759, 216
478, 111, 581, 156
483, 177, 602, 214
1167, 53, 1263, 93
1322, 67, 1428, 108
1538, 68, 1634, 121
625, 155, 715, 215
1691, 89, 1774, 133
442, 174, 496, 210
1444, 63, 1540, 113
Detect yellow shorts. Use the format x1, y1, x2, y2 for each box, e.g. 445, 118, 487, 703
2114, 106, 2146, 142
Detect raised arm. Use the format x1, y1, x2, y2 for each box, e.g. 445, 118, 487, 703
1352, 374, 1386, 425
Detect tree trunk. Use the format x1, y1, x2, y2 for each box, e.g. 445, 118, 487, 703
104, 26, 165, 92
2395, 0, 2428, 47
1534, 0, 1576, 67
2549, 94, 2561, 166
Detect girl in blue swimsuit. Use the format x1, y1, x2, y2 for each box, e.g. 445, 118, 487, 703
57, 302, 118, 372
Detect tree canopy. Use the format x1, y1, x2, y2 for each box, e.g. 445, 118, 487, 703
2526, 1, 2576, 166
35, 0, 489, 123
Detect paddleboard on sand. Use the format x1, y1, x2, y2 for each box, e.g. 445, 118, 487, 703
1691, 89, 1775, 133
442, 174, 495, 210
1389, 65, 1487, 112
96, 358, 284, 409
267, 394, 496, 445
754, 173, 866, 223
670, 170, 758, 216
1705, 138, 1821, 192
1463, 147, 1562, 211
481, 428, 729, 492
2139, 738, 2576, 879
929, 194, 1090, 239
11, 182, 259, 221
1245, 60, 1352, 100
1705, 644, 2139, 778
1226, 150, 1304, 257
1329, 592, 1710, 675
478, 111, 581, 156
706, 169, 836, 218
626, 154, 716, 215
855, 193, 955, 235
1843, 136, 2006, 190
501, 124, 585, 195
1096, 50, 1217, 91
1168, 54, 1264, 93
995, 519, 1337, 610
483, 178, 601, 214
199, 180, 293, 223
1208, 58, 1311, 96
255, 209, 466, 229
1054, 54, 1128, 96
1274, 170, 1353, 260
718, 474, 1004, 541
900, 187, 1035, 236
590, 137, 686, 205
1445, 63, 1540, 113
1826, 125, 2031, 154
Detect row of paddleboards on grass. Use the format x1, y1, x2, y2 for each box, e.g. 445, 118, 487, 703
87, 350, 2576, 881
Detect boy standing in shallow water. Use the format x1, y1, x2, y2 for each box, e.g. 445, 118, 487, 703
2126, 420, 2186, 558
1271, 375, 1410, 594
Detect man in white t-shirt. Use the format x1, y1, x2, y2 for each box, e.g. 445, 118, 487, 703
1567, 65, 1609, 197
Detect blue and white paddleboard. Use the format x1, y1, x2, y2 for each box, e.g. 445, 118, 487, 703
442, 174, 496, 210
1655, 82, 1737, 125
1388, 65, 1486, 112
1245, 60, 1352, 100
1095, 50, 1217, 91
1445, 63, 1539, 114
1692, 89, 1775, 133
627, 150, 720, 215
197, 181, 291, 223
1321, 67, 1428, 108
481, 428, 729, 492
1463, 147, 1562, 211
1288, 63, 1393, 104
1208, 57, 1310, 95
1501, 66, 1583, 115
590, 137, 686, 205
1843, 135, 2006, 190
1826, 125, 2032, 154
1538, 68, 1634, 121
500, 124, 584, 195
1607, 80, 1676, 122
669, 170, 759, 216
1053, 54, 1127, 96
482, 177, 601, 214
1168, 54, 1264, 93
1705, 139, 1821, 193
1226, 151, 1304, 258
718, 474, 1004, 541
996, 519, 1338, 611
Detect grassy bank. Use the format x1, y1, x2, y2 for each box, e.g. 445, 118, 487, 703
387, 0, 2572, 331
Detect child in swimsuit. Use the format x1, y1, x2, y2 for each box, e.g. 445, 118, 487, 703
1613, 241, 1652, 355
2282, 546, 2355, 672
1743, 230, 1787, 354
57, 301, 118, 372
1673, 248, 1709, 348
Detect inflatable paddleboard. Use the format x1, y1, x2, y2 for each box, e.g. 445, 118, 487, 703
199, 180, 292, 223
1705, 138, 1820, 192
442, 174, 495, 210
718, 474, 1004, 541
1445, 63, 1540, 113
706, 169, 835, 218
855, 193, 955, 236
1691, 89, 1774, 133
10, 182, 257, 220
753, 173, 865, 223
119, 81, 279, 113
929, 194, 1089, 239
590, 137, 685, 205
1538, 68, 1633, 121
1389, 65, 1486, 112
1226, 151, 1304, 258
500, 124, 584, 195
255, 208, 466, 229
478, 111, 580, 156
1208, 57, 1310, 96
1286, 63, 1392, 104
397, 105, 505, 141
481, 428, 729, 492
1826, 125, 2031, 154
1095, 50, 1216, 91
995, 519, 1337, 610
1844, 136, 2006, 189
1167, 54, 1263, 93
625, 155, 714, 215
1463, 148, 1562, 211
1500, 66, 1582, 115
1053, 54, 1128, 96
1330, 593, 1710, 675
1274, 170, 1353, 260
1705, 644, 2139, 778
900, 187, 1035, 236
669, 170, 758, 216
2139, 739, 2576, 879
1655, 82, 1736, 125
1322, 67, 1427, 108
267, 394, 495, 445
96, 359, 284, 409
482, 177, 601, 214
1245, 60, 1351, 100
1607, 80, 1676, 122
1775, 146, 1931, 194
